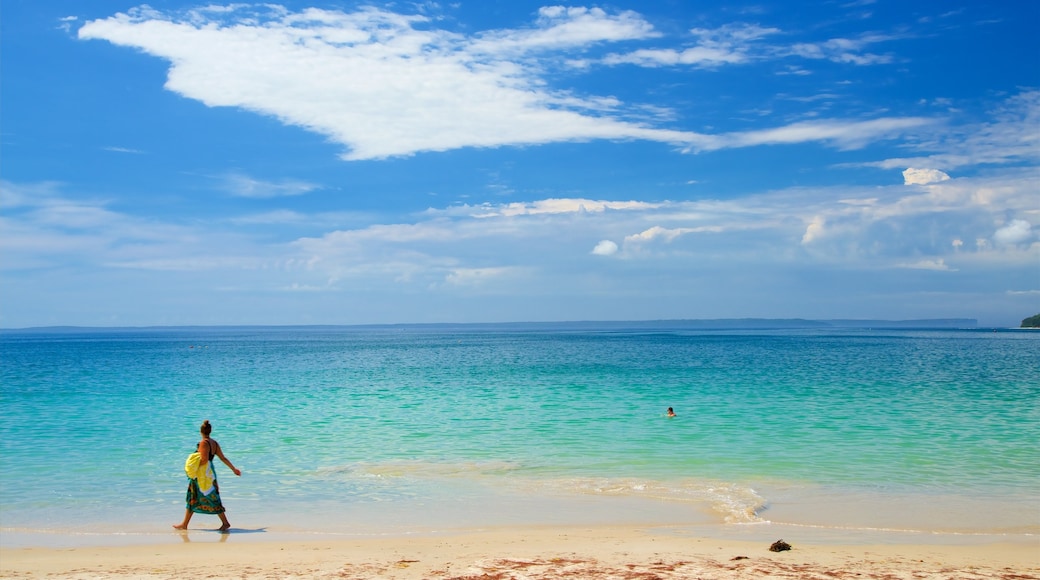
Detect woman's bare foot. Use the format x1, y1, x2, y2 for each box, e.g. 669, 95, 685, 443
172, 524, 188, 530
217, 514, 231, 532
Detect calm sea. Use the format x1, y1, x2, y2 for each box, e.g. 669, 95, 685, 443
1, 325, 1037, 547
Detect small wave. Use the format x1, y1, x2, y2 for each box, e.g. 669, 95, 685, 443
305, 464, 769, 524
517, 476, 769, 524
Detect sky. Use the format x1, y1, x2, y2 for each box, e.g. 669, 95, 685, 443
1, 0, 1038, 328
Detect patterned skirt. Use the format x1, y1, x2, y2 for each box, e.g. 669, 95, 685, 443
185, 477, 225, 515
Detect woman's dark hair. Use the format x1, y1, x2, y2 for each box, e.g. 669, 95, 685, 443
200, 420, 212, 436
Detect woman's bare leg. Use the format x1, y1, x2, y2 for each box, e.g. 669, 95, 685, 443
172, 509, 193, 530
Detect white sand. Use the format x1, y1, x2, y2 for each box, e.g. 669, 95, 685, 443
2, 525, 1038, 579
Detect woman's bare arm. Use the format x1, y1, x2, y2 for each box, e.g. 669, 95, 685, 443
198, 439, 211, 467
211, 440, 242, 476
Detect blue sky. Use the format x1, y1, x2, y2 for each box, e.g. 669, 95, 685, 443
1, 0, 1037, 328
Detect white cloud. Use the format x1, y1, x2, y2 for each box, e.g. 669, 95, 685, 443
103, 146, 145, 154
897, 258, 955, 271
785, 32, 900, 65
898, 258, 952, 272
78, 5, 702, 160
301, 174, 992, 277
902, 167, 950, 185
605, 24, 896, 69
0, 180, 265, 273
471, 6, 658, 53
592, 240, 619, 256
871, 90, 1040, 171
58, 15, 78, 33
78, 5, 934, 161
604, 45, 747, 67
8, 160, 1037, 286
624, 225, 692, 243
993, 219, 1033, 246
706, 117, 933, 152
221, 173, 319, 198
802, 216, 826, 244
4, 156, 1038, 326
603, 23, 780, 67
444, 198, 663, 218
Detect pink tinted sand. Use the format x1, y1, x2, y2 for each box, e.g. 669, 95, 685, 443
2, 525, 1038, 579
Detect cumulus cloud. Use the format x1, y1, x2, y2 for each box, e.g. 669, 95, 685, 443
592, 240, 619, 256
902, 167, 950, 185
79, 5, 932, 160
802, 216, 826, 244
993, 219, 1033, 246
279, 170, 1037, 291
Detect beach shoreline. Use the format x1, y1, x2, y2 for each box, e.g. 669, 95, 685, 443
2, 524, 1037, 579
4, 328, 1038, 578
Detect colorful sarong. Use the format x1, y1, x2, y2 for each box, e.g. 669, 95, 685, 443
185, 457, 224, 515
186, 475, 224, 514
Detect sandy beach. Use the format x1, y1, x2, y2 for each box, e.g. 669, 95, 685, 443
2, 525, 1037, 579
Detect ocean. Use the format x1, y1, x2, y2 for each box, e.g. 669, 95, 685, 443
1, 325, 1037, 547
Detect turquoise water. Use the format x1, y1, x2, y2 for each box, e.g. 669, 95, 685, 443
1, 326, 1038, 546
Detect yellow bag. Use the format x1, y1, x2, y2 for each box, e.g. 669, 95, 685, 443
185, 452, 201, 477
184, 451, 216, 494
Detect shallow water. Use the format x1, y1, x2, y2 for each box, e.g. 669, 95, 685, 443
1, 325, 1037, 547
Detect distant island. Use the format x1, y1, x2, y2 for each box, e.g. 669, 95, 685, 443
469, 318, 982, 331
1022, 314, 1040, 328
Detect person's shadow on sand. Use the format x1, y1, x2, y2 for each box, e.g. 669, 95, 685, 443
177, 527, 267, 542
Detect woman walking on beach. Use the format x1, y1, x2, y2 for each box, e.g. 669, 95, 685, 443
173, 420, 241, 532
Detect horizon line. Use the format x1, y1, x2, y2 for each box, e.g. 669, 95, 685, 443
0, 317, 987, 333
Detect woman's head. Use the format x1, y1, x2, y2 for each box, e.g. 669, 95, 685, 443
200, 420, 212, 436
